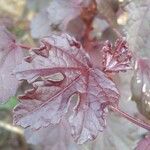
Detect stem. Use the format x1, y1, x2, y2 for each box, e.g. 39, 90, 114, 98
110, 105, 150, 131
112, 28, 122, 39
82, 23, 93, 49
19, 44, 31, 50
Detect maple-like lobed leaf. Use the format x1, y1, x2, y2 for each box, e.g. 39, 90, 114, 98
14, 33, 120, 144
136, 135, 150, 150
0, 26, 24, 103
24, 81, 146, 150
102, 38, 132, 73
14, 34, 89, 83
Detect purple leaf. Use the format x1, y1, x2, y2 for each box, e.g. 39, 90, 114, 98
0, 26, 24, 103
136, 135, 150, 150
25, 118, 80, 150
14, 33, 120, 143
131, 58, 150, 119
102, 38, 132, 73
125, 0, 150, 58
30, 0, 85, 38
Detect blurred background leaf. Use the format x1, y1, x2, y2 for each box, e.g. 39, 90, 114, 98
0, 97, 18, 110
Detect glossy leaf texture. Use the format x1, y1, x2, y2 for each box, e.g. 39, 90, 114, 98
0, 26, 24, 103
131, 59, 150, 120
14, 33, 120, 144
102, 38, 132, 72
136, 135, 150, 150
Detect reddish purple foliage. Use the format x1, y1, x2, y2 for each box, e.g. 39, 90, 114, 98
0, 0, 150, 148
12, 33, 132, 144
136, 135, 150, 150
0, 26, 24, 103
25, 118, 80, 150
131, 58, 150, 119
102, 38, 132, 72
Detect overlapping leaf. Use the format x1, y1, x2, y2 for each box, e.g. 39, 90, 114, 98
131, 59, 150, 119
126, 0, 150, 57
31, 0, 84, 38
0, 26, 24, 103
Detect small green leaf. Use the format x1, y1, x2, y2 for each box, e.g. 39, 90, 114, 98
0, 97, 18, 109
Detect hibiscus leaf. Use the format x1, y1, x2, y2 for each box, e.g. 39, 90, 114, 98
14, 33, 120, 144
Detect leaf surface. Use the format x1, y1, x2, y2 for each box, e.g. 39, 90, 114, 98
136, 135, 150, 150
25, 118, 80, 150
0, 26, 23, 103
131, 59, 150, 119
126, 0, 150, 57
102, 38, 132, 72
31, 0, 83, 38
14, 33, 120, 143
